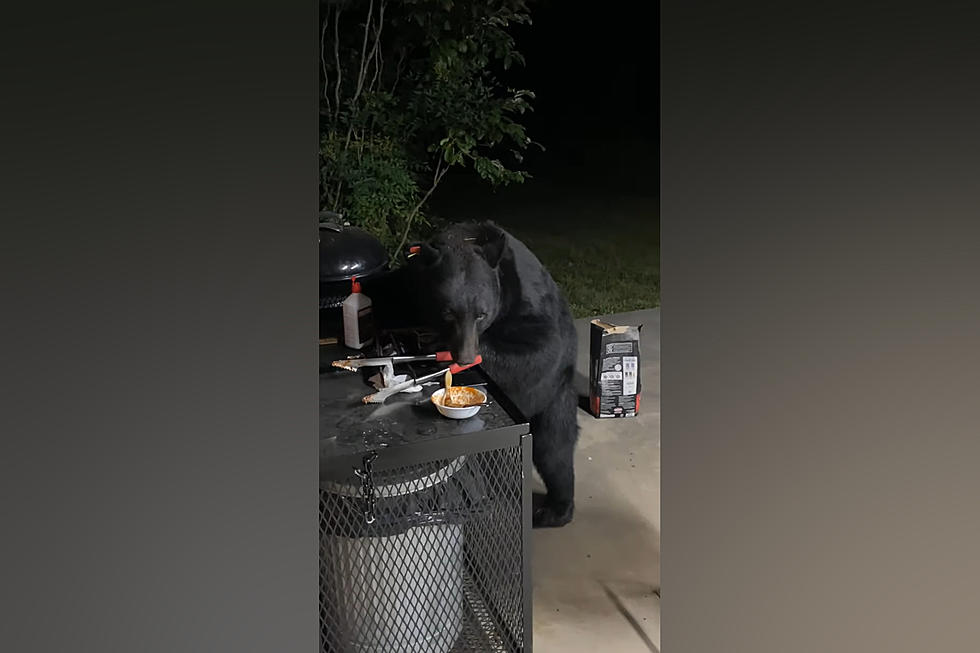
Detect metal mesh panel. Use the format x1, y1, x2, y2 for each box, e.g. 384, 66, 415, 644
320, 445, 525, 653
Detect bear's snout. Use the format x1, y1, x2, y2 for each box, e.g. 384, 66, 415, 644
451, 321, 480, 366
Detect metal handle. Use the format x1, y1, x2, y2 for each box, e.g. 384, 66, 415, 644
352, 451, 379, 525
332, 351, 453, 371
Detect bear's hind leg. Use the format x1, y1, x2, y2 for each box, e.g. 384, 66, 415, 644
531, 388, 579, 528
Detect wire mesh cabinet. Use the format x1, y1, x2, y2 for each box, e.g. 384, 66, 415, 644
319, 419, 533, 653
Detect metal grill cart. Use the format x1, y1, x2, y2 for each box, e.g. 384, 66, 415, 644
319, 341, 533, 653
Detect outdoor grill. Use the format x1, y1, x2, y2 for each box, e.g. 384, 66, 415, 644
319, 331, 533, 653
318, 215, 391, 338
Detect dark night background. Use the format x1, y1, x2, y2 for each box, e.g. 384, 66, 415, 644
443, 0, 659, 194
508, 0, 658, 194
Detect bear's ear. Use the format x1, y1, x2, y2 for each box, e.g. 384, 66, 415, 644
477, 222, 506, 268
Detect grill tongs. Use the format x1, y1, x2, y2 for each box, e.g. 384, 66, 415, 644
360, 356, 483, 404
331, 351, 455, 387
330, 351, 483, 404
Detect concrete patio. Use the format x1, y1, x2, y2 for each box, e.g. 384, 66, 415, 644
531, 308, 661, 652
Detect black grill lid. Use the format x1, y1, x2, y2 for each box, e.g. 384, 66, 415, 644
318, 218, 389, 284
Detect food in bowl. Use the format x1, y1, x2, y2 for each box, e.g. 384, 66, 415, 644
439, 384, 484, 408
430, 387, 487, 419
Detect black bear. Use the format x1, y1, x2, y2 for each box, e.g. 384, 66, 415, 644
413, 221, 580, 528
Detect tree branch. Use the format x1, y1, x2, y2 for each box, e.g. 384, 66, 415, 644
320, 11, 331, 114
352, 0, 374, 105
336, 0, 385, 161
394, 157, 449, 255
333, 6, 343, 122
368, 1, 386, 93
390, 48, 407, 95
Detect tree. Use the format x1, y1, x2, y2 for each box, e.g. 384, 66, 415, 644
320, 0, 537, 258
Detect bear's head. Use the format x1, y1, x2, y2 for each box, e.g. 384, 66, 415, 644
416, 221, 507, 365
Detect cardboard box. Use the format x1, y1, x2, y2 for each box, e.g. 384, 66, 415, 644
589, 320, 642, 418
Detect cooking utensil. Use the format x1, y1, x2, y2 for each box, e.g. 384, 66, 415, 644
331, 351, 454, 372
332, 351, 455, 389
362, 356, 483, 404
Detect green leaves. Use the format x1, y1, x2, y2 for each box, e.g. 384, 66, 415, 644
320, 0, 536, 259
472, 156, 526, 186
321, 131, 422, 253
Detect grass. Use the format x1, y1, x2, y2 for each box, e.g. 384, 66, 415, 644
504, 218, 659, 319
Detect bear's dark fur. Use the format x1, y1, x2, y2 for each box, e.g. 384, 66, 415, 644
410, 221, 580, 528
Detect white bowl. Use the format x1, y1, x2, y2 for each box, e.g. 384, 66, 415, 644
430, 387, 487, 420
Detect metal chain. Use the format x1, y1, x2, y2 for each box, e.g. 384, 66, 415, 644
353, 451, 379, 525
